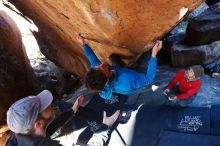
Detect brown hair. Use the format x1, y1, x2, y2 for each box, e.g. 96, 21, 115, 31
86, 68, 108, 91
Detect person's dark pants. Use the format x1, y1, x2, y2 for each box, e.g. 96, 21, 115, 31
109, 50, 152, 72
163, 86, 196, 107
54, 101, 102, 135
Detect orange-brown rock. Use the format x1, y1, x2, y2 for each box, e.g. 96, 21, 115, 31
8, 0, 204, 77
0, 125, 10, 146
0, 11, 35, 131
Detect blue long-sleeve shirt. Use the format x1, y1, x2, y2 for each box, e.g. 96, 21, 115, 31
83, 44, 157, 99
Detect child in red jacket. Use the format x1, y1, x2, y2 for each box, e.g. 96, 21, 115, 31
163, 65, 204, 106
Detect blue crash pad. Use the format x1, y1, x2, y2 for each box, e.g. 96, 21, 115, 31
211, 105, 220, 128
131, 105, 220, 146
164, 107, 210, 134
158, 131, 220, 146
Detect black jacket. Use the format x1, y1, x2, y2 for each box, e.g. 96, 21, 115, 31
6, 133, 62, 146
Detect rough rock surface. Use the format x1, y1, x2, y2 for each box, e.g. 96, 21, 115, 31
186, 3, 220, 45
8, 0, 204, 77
34, 59, 82, 100
205, 0, 219, 6
171, 41, 220, 66
170, 2, 209, 35
0, 11, 35, 128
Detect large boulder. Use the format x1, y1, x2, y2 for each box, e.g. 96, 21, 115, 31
171, 41, 220, 66
0, 11, 35, 128
185, 3, 220, 45
8, 0, 204, 77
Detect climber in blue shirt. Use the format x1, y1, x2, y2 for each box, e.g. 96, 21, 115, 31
77, 34, 162, 99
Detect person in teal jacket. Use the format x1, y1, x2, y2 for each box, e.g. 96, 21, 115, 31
77, 35, 162, 99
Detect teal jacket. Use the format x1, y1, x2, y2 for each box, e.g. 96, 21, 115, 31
83, 44, 157, 99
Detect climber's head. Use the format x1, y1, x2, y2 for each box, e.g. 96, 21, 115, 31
185, 65, 204, 80
86, 63, 111, 91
